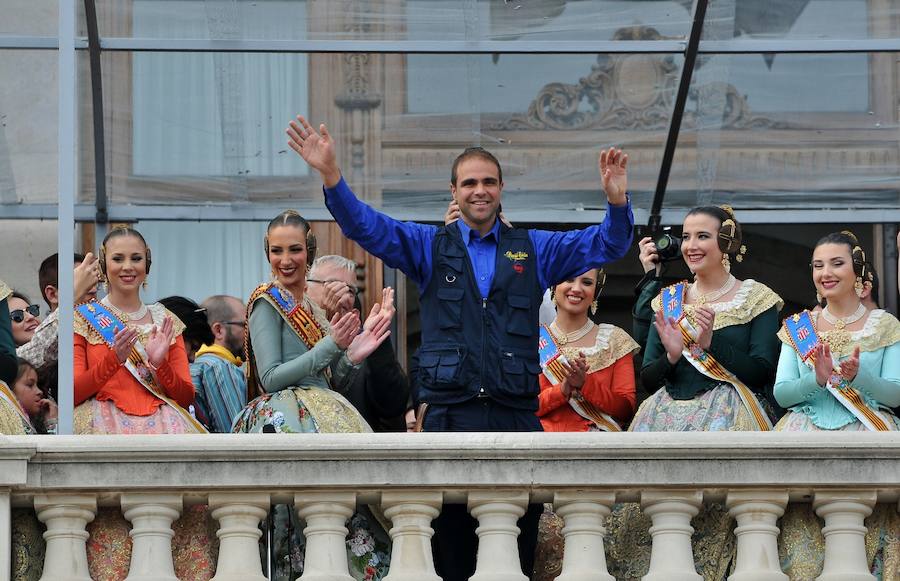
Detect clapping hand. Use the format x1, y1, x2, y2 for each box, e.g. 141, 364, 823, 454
654, 310, 684, 365
559, 352, 588, 399
348, 288, 394, 364
839, 346, 861, 383
286, 115, 342, 187
112, 326, 139, 364
694, 307, 715, 351
145, 317, 176, 368
813, 343, 835, 387
322, 281, 356, 320
599, 147, 628, 206
330, 310, 362, 350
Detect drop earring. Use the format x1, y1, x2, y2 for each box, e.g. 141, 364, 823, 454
854, 276, 864, 298
721, 255, 731, 273
590, 299, 598, 316
816, 291, 823, 305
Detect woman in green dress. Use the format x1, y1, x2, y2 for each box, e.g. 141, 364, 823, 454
232, 210, 395, 581
607, 205, 783, 580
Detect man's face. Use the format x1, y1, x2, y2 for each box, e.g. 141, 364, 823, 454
222, 300, 246, 357
450, 157, 503, 231
307, 263, 357, 310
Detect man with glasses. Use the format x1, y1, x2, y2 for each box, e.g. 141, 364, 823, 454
190, 295, 248, 433
307, 255, 410, 432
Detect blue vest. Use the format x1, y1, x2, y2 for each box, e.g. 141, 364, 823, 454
417, 222, 543, 410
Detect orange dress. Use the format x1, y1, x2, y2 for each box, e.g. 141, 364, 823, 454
537, 323, 639, 432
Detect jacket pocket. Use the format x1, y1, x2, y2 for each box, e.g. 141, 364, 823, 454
506, 293, 533, 337
437, 286, 465, 330
496, 347, 542, 398
418, 344, 467, 389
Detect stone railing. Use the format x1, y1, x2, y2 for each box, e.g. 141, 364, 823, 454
2, 432, 899, 581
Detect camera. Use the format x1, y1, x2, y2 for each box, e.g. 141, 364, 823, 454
655, 233, 682, 263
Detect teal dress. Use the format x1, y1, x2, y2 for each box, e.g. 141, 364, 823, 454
774, 309, 900, 580
232, 282, 391, 581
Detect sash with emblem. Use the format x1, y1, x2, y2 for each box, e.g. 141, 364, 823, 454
246, 283, 330, 398
0, 380, 36, 434
540, 324, 622, 432
75, 301, 208, 433
783, 310, 892, 431
659, 284, 773, 431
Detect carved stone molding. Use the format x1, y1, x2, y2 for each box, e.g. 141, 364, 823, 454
493, 26, 793, 131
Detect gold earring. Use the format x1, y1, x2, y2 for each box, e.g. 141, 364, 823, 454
816, 291, 823, 305
721, 255, 731, 273
854, 276, 864, 297
550, 292, 557, 307
590, 299, 598, 316
271, 265, 278, 280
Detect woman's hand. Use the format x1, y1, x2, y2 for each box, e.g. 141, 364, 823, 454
694, 307, 715, 351
813, 343, 835, 387
347, 305, 392, 365
638, 237, 659, 274
559, 353, 588, 399
145, 316, 176, 368
840, 346, 861, 383
654, 310, 684, 365
39, 398, 58, 420
112, 326, 139, 364
330, 310, 361, 350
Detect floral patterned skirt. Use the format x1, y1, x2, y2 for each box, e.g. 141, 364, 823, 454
74, 398, 204, 434
776, 409, 900, 579
231, 386, 372, 434
629, 383, 759, 432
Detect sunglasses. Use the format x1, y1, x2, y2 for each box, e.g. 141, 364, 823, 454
10, 304, 40, 323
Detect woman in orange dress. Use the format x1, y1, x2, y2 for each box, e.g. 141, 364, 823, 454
74, 225, 215, 581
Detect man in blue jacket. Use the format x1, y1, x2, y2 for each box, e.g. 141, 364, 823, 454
288, 115, 634, 580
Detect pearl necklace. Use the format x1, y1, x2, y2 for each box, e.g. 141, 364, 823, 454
550, 318, 595, 345
689, 274, 737, 306
821, 302, 867, 330
102, 296, 148, 322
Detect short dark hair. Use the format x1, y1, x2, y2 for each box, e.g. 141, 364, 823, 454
16, 357, 35, 384
450, 147, 503, 187
202, 295, 242, 325
11, 291, 31, 305
159, 296, 214, 347
38, 253, 86, 306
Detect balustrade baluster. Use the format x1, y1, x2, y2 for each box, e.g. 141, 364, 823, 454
34, 493, 97, 581
814, 490, 876, 581
120, 493, 183, 581
726, 490, 788, 581
468, 490, 529, 581
553, 491, 616, 581
641, 490, 703, 581
381, 490, 442, 581
209, 492, 270, 581
295, 491, 356, 581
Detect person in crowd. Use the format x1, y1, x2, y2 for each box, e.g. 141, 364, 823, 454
532, 267, 639, 581
0, 278, 17, 385
607, 206, 783, 581
18, 252, 101, 400
71, 226, 212, 581
159, 295, 214, 363
861, 260, 880, 310
538, 268, 638, 432
306, 254, 409, 432
8, 292, 40, 348
74, 226, 200, 435
9, 358, 57, 434
190, 294, 247, 433
231, 210, 395, 581
773, 231, 900, 579
287, 114, 634, 581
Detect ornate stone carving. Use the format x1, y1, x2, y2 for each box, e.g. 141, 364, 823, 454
492, 26, 793, 131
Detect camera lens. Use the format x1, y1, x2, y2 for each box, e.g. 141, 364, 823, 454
655, 233, 682, 263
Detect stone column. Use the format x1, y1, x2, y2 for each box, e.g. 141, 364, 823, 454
0, 490, 10, 581
381, 491, 442, 581
34, 493, 97, 581
121, 493, 183, 581
468, 490, 529, 581
553, 491, 616, 581
295, 491, 356, 581
726, 490, 788, 581
641, 490, 703, 581
814, 491, 877, 581
209, 492, 270, 581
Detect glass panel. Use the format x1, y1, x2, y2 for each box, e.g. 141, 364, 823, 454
0, 50, 58, 204
0, 1, 58, 37
703, 0, 899, 41
670, 53, 899, 212
92, 49, 680, 219
0, 220, 61, 313
96, 0, 692, 41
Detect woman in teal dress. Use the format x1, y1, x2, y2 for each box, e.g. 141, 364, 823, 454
232, 210, 394, 581
606, 206, 783, 581
774, 231, 900, 580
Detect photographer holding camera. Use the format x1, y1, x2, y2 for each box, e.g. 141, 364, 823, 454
632, 233, 682, 350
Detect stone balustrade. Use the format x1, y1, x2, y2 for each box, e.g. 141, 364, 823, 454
2, 432, 899, 581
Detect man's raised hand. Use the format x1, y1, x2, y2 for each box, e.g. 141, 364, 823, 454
286, 115, 342, 187
599, 147, 628, 206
